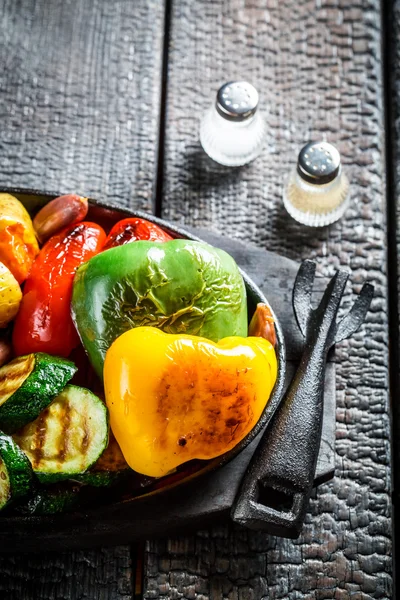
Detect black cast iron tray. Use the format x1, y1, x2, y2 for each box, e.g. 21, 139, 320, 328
0, 189, 289, 551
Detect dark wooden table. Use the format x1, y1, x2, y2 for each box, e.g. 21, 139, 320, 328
0, 0, 395, 597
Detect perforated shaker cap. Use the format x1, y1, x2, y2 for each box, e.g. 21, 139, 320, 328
216, 81, 259, 121
297, 142, 341, 185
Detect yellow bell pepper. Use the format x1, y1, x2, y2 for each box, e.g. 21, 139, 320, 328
0, 193, 39, 284
104, 327, 277, 478
0, 260, 22, 328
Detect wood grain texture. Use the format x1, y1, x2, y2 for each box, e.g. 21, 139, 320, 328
0, 0, 165, 210
0, 547, 133, 600
389, 0, 400, 579
145, 0, 393, 597
0, 0, 165, 597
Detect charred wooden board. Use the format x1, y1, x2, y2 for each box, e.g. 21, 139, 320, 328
0, 0, 393, 598
389, 0, 400, 560
0, 0, 165, 212
149, 0, 393, 598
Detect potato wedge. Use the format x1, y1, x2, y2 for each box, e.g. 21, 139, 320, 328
0, 261, 22, 328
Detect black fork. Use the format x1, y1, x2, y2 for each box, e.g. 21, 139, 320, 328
231, 260, 374, 538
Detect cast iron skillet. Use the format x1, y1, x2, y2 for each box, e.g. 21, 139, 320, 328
0, 188, 286, 550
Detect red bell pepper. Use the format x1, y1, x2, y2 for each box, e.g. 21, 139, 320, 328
103, 218, 172, 250
12, 221, 106, 357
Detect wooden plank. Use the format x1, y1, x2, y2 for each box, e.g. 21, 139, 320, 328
146, 0, 393, 597
388, 0, 400, 582
0, 0, 165, 598
0, 0, 165, 211
0, 547, 133, 600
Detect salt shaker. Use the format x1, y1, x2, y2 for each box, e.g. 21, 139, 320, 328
283, 142, 350, 227
200, 81, 266, 167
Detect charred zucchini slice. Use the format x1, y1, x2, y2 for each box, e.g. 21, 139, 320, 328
73, 430, 130, 487
13, 385, 108, 483
0, 431, 33, 511
0, 353, 77, 433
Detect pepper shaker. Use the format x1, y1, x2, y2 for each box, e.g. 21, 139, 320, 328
283, 142, 350, 227
200, 81, 266, 167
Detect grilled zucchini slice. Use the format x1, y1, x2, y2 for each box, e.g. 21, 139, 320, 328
73, 430, 130, 487
13, 385, 108, 483
0, 431, 33, 511
0, 353, 77, 433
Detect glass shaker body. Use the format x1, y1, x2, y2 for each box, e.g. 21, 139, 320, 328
283, 142, 350, 227
200, 106, 266, 167
200, 81, 266, 167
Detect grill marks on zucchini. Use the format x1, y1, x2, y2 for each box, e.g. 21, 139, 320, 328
81, 416, 90, 454
14, 385, 108, 483
0, 353, 77, 433
29, 411, 48, 470
55, 401, 71, 464
0, 355, 35, 408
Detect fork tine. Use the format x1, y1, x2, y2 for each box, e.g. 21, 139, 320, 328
314, 269, 349, 318
293, 260, 316, 337
334, 283, 374, 343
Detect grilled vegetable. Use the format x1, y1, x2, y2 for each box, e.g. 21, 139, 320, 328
0, 261, 22, 328
12, 221, 106, 357
103, 217, 173, 250
72, 240, 248, 378
0, 193, 39, 284
15, 483, 83, 515
248, 303, 277, 347
73, 431, 130, 487
0, 353, 77, 434
33, 194, 88, 244
14, 385, 109, 483
0, 431, 34, 511
104, 327, 277, 478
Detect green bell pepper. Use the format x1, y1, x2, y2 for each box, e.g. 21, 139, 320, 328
71, 239, 248, 378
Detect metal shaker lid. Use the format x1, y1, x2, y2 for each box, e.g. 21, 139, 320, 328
297, 142, 341, 184
216, 81, 259, 121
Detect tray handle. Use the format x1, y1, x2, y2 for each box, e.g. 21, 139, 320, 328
231, 262, 373, 538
